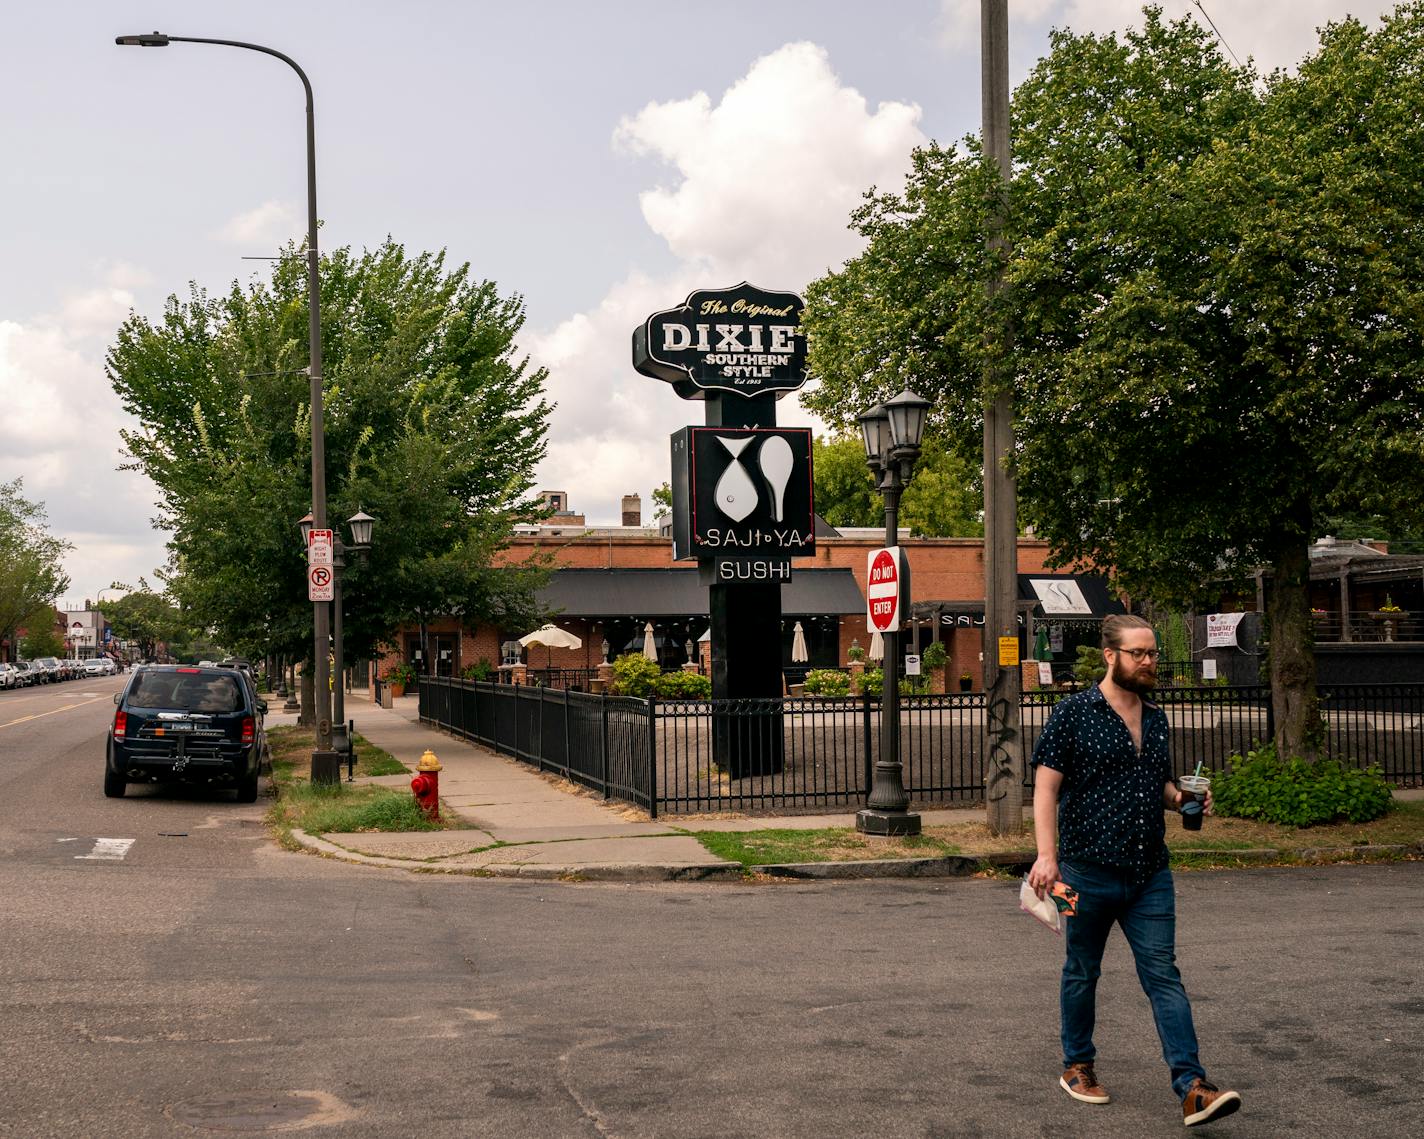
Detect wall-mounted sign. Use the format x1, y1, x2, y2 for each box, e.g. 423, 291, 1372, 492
699, 557, 793, 585
1028, 578, 1093, 616
1205, 612, 1245, 648
633, 283, 808, 400
670, 426, 815, 560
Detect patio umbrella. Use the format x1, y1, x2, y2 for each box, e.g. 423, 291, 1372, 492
642, 621, 659, 663
518, 624, 583, 651
791, 621, 808, 663
1033, 626, 1050, 660
869, 631, 884, 661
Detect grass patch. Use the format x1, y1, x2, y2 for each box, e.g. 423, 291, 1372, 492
266, 725, 406, 778
690, 799, 1424, 869
266, 725, 447, 847
693, 827, 961, 868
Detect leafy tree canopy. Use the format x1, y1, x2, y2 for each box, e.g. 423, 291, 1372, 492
812, 433, 984, 537
108, 239, 553, 662
802, 4, 1424, 756
0, 480, 71, 654
104, 579, 193, 661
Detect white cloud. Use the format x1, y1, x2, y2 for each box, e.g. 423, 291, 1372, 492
0, 311, 167, 604
937, 1, 1399, 75
212, 199, 300, 247
613, 42, 924, 284
531, 43, 926, 522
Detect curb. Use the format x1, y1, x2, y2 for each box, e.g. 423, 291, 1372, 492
289, 829, 745, 882
286, 829, 1423, 883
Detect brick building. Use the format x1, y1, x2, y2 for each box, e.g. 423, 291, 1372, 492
376, 495, 1123, 689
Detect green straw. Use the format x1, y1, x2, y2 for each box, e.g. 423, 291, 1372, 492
1193, 761, 1203, 778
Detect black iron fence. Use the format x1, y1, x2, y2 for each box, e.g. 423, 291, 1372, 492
418, 678, 1424, 817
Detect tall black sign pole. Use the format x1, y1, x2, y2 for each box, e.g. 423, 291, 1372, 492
635, 284, 815, 778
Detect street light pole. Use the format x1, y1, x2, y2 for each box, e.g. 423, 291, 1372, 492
116, 31, 337, 781
855, 391, 930, 838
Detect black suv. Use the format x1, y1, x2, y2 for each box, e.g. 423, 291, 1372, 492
105, 665, 267, 800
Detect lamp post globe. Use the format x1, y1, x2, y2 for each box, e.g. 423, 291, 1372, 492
858, 403, 891, 466
885, 388, 931, 454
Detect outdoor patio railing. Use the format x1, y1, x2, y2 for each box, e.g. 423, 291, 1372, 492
417, 678, 1424, 818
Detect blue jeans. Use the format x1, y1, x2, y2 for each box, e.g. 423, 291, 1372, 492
1059, 860, 1205, 1100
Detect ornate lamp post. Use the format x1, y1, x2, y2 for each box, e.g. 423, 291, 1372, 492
331, 511, 374, 759
117, 30, 336, 783
856, 389, 931, 837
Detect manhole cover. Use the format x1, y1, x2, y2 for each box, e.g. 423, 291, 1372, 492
167, 1090, 355, 1132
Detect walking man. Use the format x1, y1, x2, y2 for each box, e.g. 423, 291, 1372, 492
1028, 614, 1242, 1127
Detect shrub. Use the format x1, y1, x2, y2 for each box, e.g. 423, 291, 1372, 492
860, 668, 884, 698
1073, 645, 1105, 685
609, 653, 662, 696
385, 662, 417, 688
654, 670, 711, 699
1212, 744, 1394, 827
921, 641, 949, 671
803, 668, 850, 697
461, 658, 494, 681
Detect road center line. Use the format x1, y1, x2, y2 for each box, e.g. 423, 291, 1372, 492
0, 694, 112, 730
76, 838, 135, 861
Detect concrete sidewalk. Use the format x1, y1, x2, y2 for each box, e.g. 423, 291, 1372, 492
270, 689, 1003, 880
271, 689, 1424, 881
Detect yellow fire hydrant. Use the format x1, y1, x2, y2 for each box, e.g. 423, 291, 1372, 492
411, 748, 443, 820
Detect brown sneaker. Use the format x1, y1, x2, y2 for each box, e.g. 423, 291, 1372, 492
1182, 1079, 1241, 1126
1059, 1062, 1111, 1104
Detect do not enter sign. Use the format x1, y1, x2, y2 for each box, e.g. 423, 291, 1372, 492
867, 546, 908, 633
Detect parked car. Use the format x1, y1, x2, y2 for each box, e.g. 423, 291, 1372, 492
17, 660, 46, 684
33, 657, 64, 682
84, 657, 116, 676
0, 663, 19, 689
105, 665, 267, 801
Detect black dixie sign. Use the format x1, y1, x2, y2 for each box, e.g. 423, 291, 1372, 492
670, 427, 815, 561
633, 283, 808, 400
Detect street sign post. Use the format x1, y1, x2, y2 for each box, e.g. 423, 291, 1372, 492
308, 563, 334, 602
867, 546, 907, 634
307, 528, 334, 566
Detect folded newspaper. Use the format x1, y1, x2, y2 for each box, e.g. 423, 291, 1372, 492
1019, 877, 1079, 935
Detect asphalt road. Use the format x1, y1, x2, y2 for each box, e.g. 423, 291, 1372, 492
1, 679, 1420, 1137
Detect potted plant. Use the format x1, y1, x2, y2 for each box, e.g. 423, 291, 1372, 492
958, 670, 973, 692
921, 641, 949, 693
1374, 595, 1405, 641
386, 662, 417, 697
846, 641, 866, 664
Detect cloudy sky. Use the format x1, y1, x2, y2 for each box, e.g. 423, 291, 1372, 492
0, 1, 1392, 607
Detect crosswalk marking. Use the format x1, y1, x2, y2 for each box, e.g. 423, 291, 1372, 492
75, 838, 135, 861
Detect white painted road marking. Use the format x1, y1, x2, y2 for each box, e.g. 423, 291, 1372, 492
76, 838, 135, 861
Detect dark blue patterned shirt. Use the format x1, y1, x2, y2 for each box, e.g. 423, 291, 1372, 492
1031, 685, 1174, 880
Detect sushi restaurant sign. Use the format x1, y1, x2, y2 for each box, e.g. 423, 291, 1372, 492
633, 283, 809, 400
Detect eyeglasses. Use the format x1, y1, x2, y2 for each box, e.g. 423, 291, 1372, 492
1111, 647, 1160, 662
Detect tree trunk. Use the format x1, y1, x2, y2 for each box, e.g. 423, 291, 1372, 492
1267, 531, 1321, 761
299, 662, 315, 728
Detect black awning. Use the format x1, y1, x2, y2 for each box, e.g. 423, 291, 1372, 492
913, 573, 1125, 622
1017, 573, 1125, 618
539, 568, 865, 619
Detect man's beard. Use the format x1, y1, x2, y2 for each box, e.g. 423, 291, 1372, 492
1111, 656, 1156, 695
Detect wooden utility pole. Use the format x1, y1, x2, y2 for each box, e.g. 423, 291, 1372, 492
981, 0, 1025, 835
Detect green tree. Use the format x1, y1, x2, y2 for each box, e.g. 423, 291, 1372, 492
803, 5, 1424, 758
107, 239, 553, 665
0, 480, 71, 659
813, 434, 982, 536
19, 621, 64, 660
651, 482, 672, 520
105, 580, 191, 661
